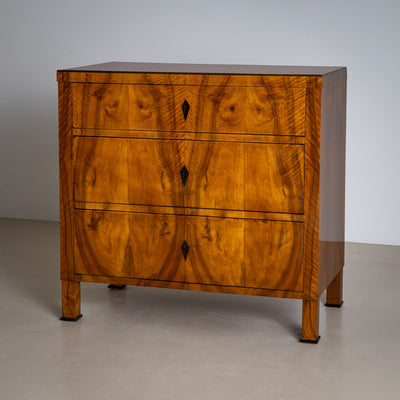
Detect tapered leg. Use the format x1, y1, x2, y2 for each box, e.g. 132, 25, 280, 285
61, 280, 82, 321
325, 269, 343, 307
300, 299, 320, 343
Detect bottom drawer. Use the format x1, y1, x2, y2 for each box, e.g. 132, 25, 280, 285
73, 210, 304, 292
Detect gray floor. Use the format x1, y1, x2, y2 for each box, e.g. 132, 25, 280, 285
0, 218, 399, 400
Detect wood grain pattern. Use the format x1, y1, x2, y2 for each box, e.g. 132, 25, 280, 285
74, 201, 305, 222
303, 87, 321, 301
61, 280, 81, 319
185, 217, 304, 291
242, 219, 303, 291
59, 71, 323, 88
73, 137, 184, 207
301, 299, 320, 342
185, 217, 245, 287
58, 82, 76, 281
185, 215, 303, 291
58, 63, 347, 341
73, 137, 304, 213
74, 210, 303, 291
186, 85, 305, 135
72, 84, 305, 136
76, 274, 304, 299
74, 210, 185, 281
73, 128, 306, 144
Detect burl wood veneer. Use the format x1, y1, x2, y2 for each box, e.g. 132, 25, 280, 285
58, 62, 347, 342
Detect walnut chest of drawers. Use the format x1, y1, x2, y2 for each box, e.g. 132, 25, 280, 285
57, 62, 346, 342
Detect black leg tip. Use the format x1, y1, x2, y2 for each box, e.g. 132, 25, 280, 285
108, 284, 127, 290
60, 314, 82, 322
325, 301, 344, 308
300, 336, 321, 344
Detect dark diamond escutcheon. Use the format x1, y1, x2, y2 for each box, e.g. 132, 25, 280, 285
181, 241, 190, 260
182, 99, 190, 120
180, 166, 189, 186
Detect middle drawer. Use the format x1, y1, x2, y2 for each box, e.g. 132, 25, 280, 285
73, 137, 304, 214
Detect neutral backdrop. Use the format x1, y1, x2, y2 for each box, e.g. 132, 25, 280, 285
0, 0, 399, 245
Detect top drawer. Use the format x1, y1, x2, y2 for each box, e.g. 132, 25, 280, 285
72, 84, 305, 136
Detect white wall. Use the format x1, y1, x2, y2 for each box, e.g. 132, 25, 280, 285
0, 0, 399, 245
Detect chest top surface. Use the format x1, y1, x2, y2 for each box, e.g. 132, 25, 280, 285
58, 61, 345, 76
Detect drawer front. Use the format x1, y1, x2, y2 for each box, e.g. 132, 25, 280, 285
73, 210, 304, 292
185, 216, 304, 292
74, 210, 185, 281
72, 83, 305, 136
73, 137, 304, 213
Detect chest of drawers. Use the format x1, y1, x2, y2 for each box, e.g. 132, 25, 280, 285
57, 62, 346, 342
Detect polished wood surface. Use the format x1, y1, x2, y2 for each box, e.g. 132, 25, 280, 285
61, 280, 81, 320
74, 202, 304, 222
73, 128, 306, 144
186, 217, 303, 291
73, 137, 304, 213
60, 71, 322, 88
318, 70, 347, 295
58, 82, 75, 281
72, 84, 305, 135
58, 63, 346, 88
77, 274, 304, 299
74, 210, 185, 281
74, 210, 303, 291
303, 86, 321, 301
301, 299, 320, 342
60, 61, 345, 76
58, 62, 346, 342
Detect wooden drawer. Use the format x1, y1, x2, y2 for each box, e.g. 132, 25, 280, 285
73, 137, 304, 214
74, 210, 185, 282
73, 210, 304, 292
72, 84, 305, 136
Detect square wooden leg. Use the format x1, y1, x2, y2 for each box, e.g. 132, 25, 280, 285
325, 269, 344, 307
61, 280, 82, 321
300, 299, 320, 343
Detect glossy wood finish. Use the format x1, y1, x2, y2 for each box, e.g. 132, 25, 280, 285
318, 69, 347, 296
58, 82, 75, 282
60, 71, 322, 88
61, 280, 81, 320
301, 299, 320, 342
74, 210, 304, 292
74, 210, 184, 281
72, 84, 305, 136
302, 86, 321, 302
185, 217, 303, 291
77, 274, 304, 299
60, 61, 344, 76
58, 62, 345, 89
73, 128, 306, 144
58, 63, 346, 342
73, 137, 304, 213
74, 202, 305, 222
